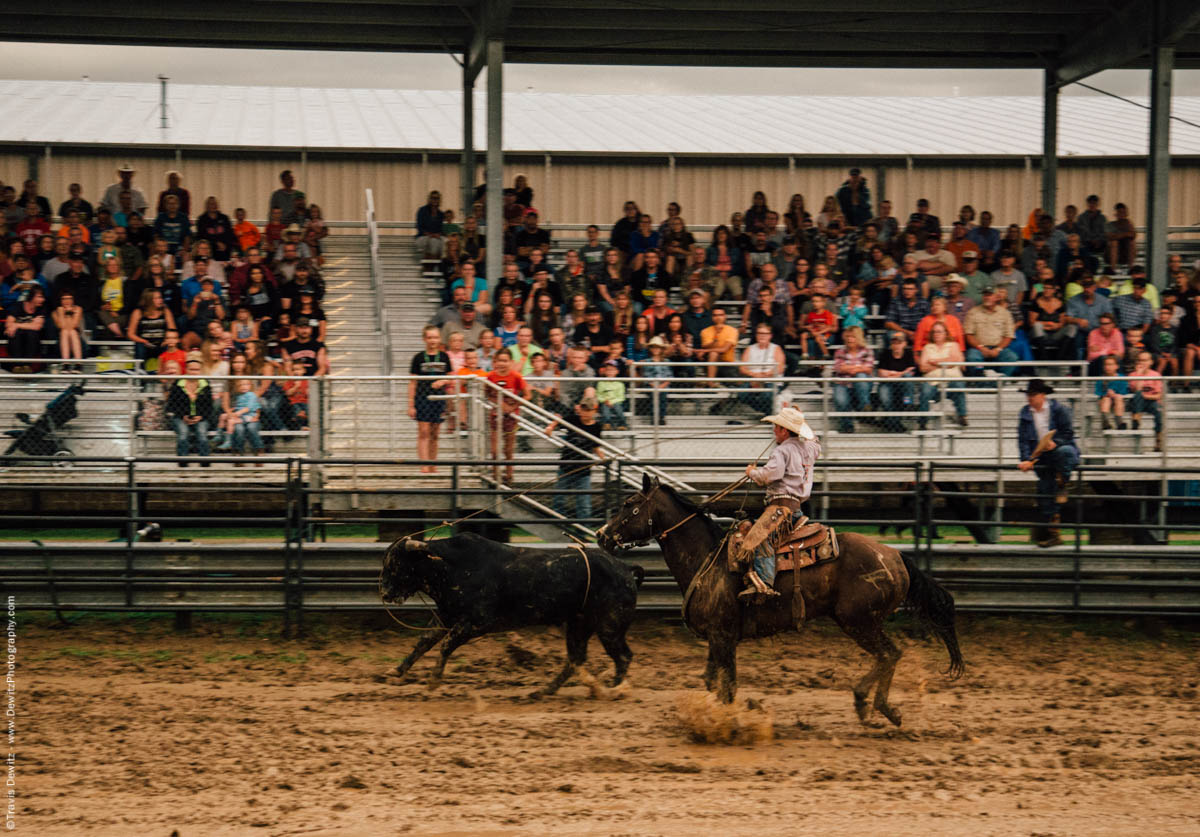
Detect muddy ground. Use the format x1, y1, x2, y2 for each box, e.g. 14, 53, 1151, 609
20, 612, 1200, 836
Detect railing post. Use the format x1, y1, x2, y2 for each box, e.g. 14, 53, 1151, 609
125, 457, 136, 609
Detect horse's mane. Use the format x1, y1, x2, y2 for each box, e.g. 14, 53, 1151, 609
657, 481, 724, 543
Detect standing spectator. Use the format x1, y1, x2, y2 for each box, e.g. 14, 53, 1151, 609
4, 287, 46, 369
100, 164, 148, 216
580, 224, 605, 277
166, 353, 213, 465
609, 201, 641, 254
831, 326, 874, 433
876, 331, 917, 430
58, 183, 95, 224
744, 191, 771, 232
1077, 195, 1108, 255
547, 397, 604, 522
486, 350, 529, 484
835, 167, 872, 228
156, 171, 191, 217
1017, 379, 1079, 548
1105, 202, 1137, 269
195, 197, 237, 263
884, 279, 931, 345
153, 194, 191, 256
595, 360, 628, 430
963, 287, 1018, 376
919, 322, 969, 427
1095, 355, 1129, 430
1127, 351, 1164, 450
268, 170, 304, 224
1112, 278, 1155, 333
408, 324, 451, 474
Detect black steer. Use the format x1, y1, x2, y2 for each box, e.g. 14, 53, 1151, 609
379, 533, 643, 696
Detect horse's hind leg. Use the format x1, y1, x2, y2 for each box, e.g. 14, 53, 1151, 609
841, 621, 899, 724
870, 630, 904, 727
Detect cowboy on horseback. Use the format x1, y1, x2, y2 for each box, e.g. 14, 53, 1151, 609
736, 406, 822, 602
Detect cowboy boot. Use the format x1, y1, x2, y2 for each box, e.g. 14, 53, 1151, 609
1155, 432, 1163, 452
1055, 473, 1069, 505
1037, 515, 1063, 548
1029, 522, 1044, 545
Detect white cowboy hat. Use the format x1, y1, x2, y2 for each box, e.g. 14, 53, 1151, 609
762, 406, 815, 440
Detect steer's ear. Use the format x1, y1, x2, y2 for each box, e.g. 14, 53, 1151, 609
642, 472, 653, 492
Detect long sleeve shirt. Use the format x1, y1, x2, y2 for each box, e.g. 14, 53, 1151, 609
748, 436, 821, 502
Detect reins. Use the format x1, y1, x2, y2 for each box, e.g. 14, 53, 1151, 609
648, 437, 774, 541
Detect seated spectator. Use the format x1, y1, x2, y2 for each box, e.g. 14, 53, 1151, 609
233, 207, 260, 254
157, 329, 187, 374
914, 233, 957, 289
630, 250, 670, 310
1065, 275, 1112, 359
700, 306, 738, 380
508, 326, 542, 376
58, 210, 92, 245
156, 171, 191, 216
627, 315, 652, 362
876, 331, 918, 430
661, 216, 695, 278
573, 306, 614, 350
513, 210, 551, 270
989, 250, 1028, 309
415, 190, 444, 259
276, 224, 311, 262
264, 207, 285, 255
801, 293, 836, 360
304, 204, 328, 265
181, 257, 224, 306
964, 286, 1018, 376
610, 289, 637, 340
17, 203, 50, 254
580, 225, 605, 277
1095, 355, 1129, 430
280, 359, 309, 428
127, 288, 176, 364
884, 279, 930, 345
918, 321, 968, 427
747, 286, 792, 347
195, 197, 236, 263
1027, 283, 1073, 362
229, 304, 259, 349
942, 274, 975, 322
495, 304, 523, 348
182, 277, 226, 350
4, 287, 46, 370
166, 352, 213, 464
1105, 203, 1136, 269
528, 292, 560, 345
1142, 304, 1180, 374
51, 290, 85, 370
705, 225, 745, 300
442, 301, 483, 349
1086, 314, 1125, 376
599, 338, 630, 378
450, 261, 490, 318
526, 350, 560, 413
595, 247, 628, 312
595, 359, 628, 429
523, 266, 561, 315
241, 267, 278, 338
1112, 278, 1155, 333
738, 323, 786, 413
429, 285, 471, 331
477, 329, 498, 371
556, 249, 591, 307
493, 262, 530, 312
292, 285, 326, 342
912, 296, 964, 353
637, 335, 673, 424
831, 326, 875, 433
281, 318, 329, 377
643, 289, 676, 336
1121, 326, 1147, 374
1127, 351, 1164, 450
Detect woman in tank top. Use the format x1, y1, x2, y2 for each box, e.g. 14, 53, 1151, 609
918, 321, 968, 426
127, 288, 176, 363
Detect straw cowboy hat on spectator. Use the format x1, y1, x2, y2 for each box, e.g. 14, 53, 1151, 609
762, 406, 815, 440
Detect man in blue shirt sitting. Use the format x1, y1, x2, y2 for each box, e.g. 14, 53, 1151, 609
1017, 379, 1079, 548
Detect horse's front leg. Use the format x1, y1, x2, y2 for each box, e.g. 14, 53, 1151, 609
702, 644, 718, 692
710, 634, 738, 704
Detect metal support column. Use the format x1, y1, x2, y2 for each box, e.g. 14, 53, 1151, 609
461, 70, 476, 218
1041, 69, 1058, 218
484, 38, 504, 287
1146, 44, 1174, 289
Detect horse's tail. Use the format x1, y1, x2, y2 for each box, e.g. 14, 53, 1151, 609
901, 554, 965, 680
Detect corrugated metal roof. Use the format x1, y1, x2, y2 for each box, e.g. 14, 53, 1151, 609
1, 79, 1199, 157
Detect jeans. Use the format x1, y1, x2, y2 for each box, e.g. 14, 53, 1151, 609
832, 373, 872, 432
171, 416, 211, 457
230, 419, 265, 452
134, 342, 162, 362
877, 379, 916, 411
751, 509, 808, 586
1034, 444, 1079, 518
919, 380, 968, 417
965, 346, 1018, 376
1128, 393, 1163, 432
553, 466, 592, 521
803, 335, 829, 359
599, 402, 626, 428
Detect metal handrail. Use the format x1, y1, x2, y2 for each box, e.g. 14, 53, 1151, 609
365, 188, 392, 377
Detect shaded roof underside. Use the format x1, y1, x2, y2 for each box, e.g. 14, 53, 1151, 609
2, 1, 1200, 71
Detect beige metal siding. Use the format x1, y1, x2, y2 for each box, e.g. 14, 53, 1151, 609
8, 150, 1199, 230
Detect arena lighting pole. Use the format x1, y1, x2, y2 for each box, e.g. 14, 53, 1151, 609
1041, 69, 1058, 222
484, 38, 504, 288
1146, 43, 1173, 290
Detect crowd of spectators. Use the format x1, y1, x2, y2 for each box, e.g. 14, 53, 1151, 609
417, 169, 1199, 444
1, 167, 332, 460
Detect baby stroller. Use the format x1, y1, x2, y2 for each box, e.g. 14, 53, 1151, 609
3, 383, 85, 464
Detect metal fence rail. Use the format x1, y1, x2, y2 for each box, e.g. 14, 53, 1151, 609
1, 455, 1197, 630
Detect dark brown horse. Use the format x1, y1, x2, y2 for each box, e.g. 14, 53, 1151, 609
597, 474, 963, 726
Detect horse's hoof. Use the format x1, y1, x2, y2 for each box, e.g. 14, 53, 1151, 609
528, 688, 549, 700
853, 695, 871, 723
879, 705, 903, 727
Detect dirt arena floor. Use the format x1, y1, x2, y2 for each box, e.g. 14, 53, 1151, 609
21, 612, 1200, 836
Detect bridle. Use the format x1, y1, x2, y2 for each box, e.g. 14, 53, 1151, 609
606, 476, 749, 549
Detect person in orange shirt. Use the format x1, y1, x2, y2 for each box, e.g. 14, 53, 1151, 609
233, 207, 261, 253
57, 210, 91, 244
913, 295, 966, 353
943, 224, 976, 269
454, 347, 489, 429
